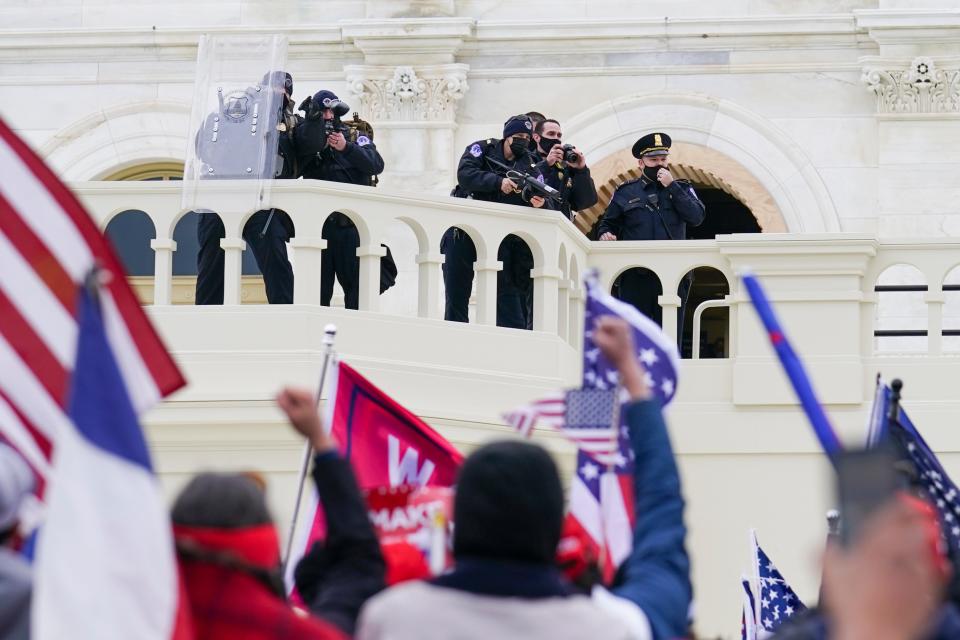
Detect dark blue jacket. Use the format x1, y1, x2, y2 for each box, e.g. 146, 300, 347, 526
612, 399, 693, 640
456, 138, 549, 209
597, 176, 705, 240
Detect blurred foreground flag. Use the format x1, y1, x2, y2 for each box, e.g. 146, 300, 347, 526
0, 119, 187, 638
745, 531, 806, 638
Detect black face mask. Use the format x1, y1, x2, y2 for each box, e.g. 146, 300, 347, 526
509, 139, 529, 158
643, 165, 663, 182
538, 137, 561, 155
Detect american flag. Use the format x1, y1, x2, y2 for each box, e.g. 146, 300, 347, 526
868, 381, 960, 557
749, 531, 806, 636
583, 270, 680, 405
0, 116, 185, 488
504, 270, 679, 578
503, 388, 624, 466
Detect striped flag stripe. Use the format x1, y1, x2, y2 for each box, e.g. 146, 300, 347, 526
0, 289, 69, 404
0, 393, 51, 477
0, 230, 77, 369
0, 334, 72, 442
0, 136, 93, 281
0, 194, 75, 312
0, 387, 53, 460
0, 122, 185, 408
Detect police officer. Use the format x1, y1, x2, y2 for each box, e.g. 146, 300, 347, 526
195, 71, 299, 305
532, 118, 598, 221
596, 132, 705, 326
445, 115, 547, 329
294, 89, 385, 310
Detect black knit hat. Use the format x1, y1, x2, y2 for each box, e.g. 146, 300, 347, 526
171, 473, 271, 529
453, 441, 564, 565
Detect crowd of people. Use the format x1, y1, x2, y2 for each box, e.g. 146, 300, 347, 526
1, 318, 954, 639
193, 72, 706, 333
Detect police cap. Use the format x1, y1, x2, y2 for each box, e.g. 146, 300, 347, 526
632, 132, 672, 159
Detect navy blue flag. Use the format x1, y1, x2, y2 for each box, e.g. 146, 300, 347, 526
750, 531, 806, 635
868, 381, 960, 556
583, 271, 680, 406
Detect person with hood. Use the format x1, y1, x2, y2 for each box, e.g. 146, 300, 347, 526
356, 316, 691, 640
172, 387, 385, 639
0, 443, 33, 640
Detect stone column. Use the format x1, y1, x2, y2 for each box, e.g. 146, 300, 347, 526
150, 238, 176, 306
342, 20, 472, 195
415, 251, 444, 319
290, 237, 326, 305
557, 277, 570, 340
531, 266, 562, 333
220, 238, 246, 305
859, 10, 960, 237
357, 243, 387, 312
474, 259, 501, 326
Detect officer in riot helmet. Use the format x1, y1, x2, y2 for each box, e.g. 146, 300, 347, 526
532, 118, 598, 221
195, 71, 299, 305
294, 89, 387, 310
445, 115, 548, 329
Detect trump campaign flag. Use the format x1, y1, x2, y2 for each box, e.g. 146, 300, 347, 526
286, 361, 462, 584
0, 118, 187, 638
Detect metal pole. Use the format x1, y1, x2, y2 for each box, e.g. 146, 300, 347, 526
282, 323, 338, 574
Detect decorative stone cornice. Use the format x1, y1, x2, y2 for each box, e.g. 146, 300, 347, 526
344, 64, 468, 123
862, 56, 960, 113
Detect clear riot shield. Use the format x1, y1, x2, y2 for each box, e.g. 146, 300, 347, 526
181, 34, 289, 214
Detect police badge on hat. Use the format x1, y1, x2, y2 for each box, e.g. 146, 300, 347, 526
631, 132, 672, 159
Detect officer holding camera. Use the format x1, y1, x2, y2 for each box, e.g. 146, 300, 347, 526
195, 71, 299, 305
445, 115, 547, 329
294, 89, 385, 310
597, 132, 705, 326
532, 118, 598, 220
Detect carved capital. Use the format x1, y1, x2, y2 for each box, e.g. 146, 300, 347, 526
862, 56, 960, 114
345, 64, 469, 122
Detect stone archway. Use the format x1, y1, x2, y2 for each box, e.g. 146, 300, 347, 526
39, 100, 190, 181
564, 92, 840, 234
577, 143, 784, 234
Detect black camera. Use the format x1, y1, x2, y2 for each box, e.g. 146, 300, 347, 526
561, 144, 579, 164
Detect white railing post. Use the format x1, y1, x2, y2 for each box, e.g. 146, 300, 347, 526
659, 293, 681, 347
220, 238, 246, 305
926, 288, 944, 356
474, 259, 501, 326
557, 278, 570, 340
149, 238, 176, 306
357, 243, 386, 312
291, 237, 326, 305
568, 285, 584, 347
416, 252, 445, 320
532, 266, 562, 333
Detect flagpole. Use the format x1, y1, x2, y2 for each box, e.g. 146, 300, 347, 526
282, 323, 337, 574
599, 383, 622, 581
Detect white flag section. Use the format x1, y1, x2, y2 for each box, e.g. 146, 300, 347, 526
32, 288, 180, 639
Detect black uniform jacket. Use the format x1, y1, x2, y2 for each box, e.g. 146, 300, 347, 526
597, 175, 705, 240
541, 161, 598, 219
456, 138, 549, 209
295, 122, 385, 186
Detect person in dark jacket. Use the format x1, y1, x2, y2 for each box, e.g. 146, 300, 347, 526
295, 90, 385, 310
358, 316, 692, 640
171, 386, 385, 639
532, 118, 598, 221
597, 132, 705, 327
445, 115, 547, 328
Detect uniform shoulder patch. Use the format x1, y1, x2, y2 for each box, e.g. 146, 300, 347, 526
356, 135, 371, 147
469, 143, 483, 158
615, 177, 641, 191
